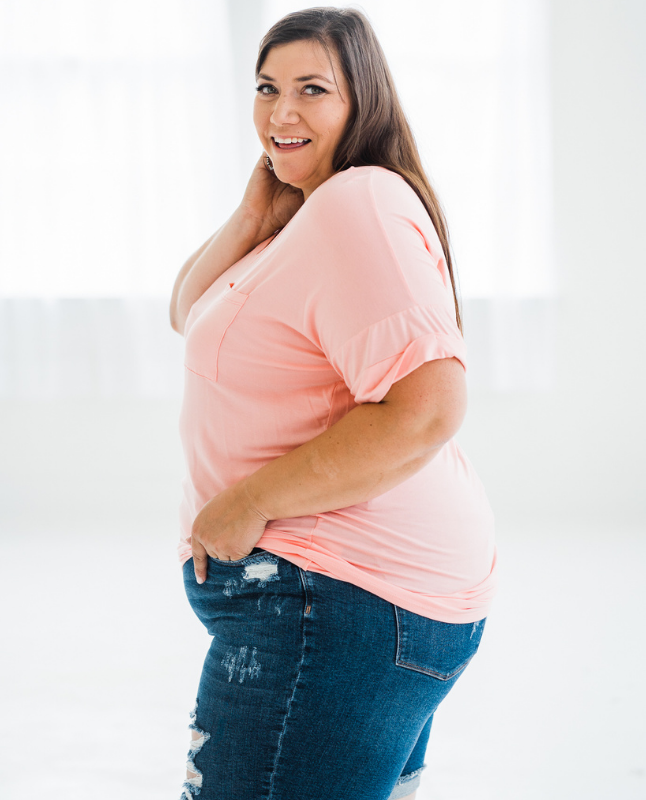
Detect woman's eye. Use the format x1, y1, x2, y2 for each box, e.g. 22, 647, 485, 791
254, 83, 325, 96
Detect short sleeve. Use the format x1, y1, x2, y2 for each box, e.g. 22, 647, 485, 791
300, 166, 466, 404
331, 304, 467, 404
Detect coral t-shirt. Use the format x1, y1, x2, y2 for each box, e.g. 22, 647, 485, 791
178, 165, 497, 623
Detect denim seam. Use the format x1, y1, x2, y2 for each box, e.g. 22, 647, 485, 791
210, 551, 278, 567
395, 656, 473, 681
397, 765, 426, 784
267, 570, 311, 799
389, 765, 426, 800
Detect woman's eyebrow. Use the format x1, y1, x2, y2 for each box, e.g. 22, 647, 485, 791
257, 72, 334, 84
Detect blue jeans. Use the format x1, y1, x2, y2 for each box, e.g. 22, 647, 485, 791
181, 548, 486, 800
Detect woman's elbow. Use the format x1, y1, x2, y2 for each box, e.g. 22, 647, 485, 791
425, 401, 467, 449
425, 380, 468, 448
381, 357, 468, 450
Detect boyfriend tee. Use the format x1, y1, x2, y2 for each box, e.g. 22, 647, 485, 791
178, 165, 497, 623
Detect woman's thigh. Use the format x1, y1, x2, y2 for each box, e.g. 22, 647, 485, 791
181, 550, 485, 800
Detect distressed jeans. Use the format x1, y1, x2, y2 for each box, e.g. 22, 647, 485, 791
181, 548, 486, 800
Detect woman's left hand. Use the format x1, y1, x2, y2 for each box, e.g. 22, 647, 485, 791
190, 481, 270, 584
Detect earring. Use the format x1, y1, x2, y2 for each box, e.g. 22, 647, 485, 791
265, 155, 274, 172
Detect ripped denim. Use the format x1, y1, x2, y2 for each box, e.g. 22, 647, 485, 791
180, 548, 486, 800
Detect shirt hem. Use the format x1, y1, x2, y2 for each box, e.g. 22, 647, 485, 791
177, 534, 496, 625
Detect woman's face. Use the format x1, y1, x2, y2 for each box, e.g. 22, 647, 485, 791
254, 39, 352, 201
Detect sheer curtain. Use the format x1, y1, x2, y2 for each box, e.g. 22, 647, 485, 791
0, 0, 555, 397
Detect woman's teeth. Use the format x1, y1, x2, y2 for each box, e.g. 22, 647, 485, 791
273, 137, 311, 149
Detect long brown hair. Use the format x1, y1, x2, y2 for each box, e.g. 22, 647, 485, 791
256, 6, 463, 333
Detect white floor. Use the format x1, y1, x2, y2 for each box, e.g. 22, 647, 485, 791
1, 517, 645, 800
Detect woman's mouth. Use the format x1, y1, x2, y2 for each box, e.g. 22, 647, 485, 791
272, 137, 311, 150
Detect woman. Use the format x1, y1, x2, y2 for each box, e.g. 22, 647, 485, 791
170, 7, 497, 800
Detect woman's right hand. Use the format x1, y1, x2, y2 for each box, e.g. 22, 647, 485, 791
238, 152, 305, 241
170, 152, 304, 335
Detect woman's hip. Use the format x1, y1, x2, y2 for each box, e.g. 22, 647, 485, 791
181, 549, 486, 799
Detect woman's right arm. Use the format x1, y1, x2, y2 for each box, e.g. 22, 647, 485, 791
169, 152, 305, 337
169, 209, 266, 336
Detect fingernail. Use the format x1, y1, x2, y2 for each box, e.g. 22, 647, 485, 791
196, 574, 204, 584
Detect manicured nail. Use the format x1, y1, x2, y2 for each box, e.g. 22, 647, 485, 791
196, 574, 204, 584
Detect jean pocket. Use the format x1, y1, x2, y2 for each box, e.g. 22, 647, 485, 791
184, 287, 249, 382
183, 550, 276, 632
208, 547, 268, 565
394, 607, 486, 681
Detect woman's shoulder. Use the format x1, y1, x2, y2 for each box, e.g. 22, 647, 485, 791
316, 165, 406, 197
304, 165, 443, 263
308, 165, 421, 220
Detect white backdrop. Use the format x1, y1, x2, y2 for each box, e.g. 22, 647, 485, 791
0, 0, 555, 395
1, 2, 645, 799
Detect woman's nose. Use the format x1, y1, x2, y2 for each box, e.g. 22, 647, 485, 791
270, 94, 300, 125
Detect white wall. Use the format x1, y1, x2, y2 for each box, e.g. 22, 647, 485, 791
459, 0, 646, 528
1, 0, 644, 534
1, 6, 644, 798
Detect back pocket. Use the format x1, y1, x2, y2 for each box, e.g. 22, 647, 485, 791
394, 606, 486, 680
184, 287, 249, 382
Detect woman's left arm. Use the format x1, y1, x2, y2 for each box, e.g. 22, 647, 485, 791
190, 356, 466, 582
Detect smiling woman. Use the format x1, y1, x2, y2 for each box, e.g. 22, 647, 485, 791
170, 7, 496, 800
253, 40, 352, 199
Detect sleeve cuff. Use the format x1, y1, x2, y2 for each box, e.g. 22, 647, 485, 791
330, 305, 467, 405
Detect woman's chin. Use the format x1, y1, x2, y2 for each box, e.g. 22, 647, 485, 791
274, 169, 307, 192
